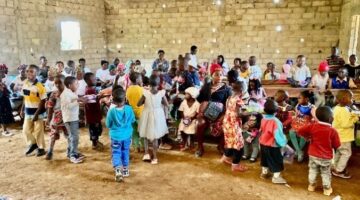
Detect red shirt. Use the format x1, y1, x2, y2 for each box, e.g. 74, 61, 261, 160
297, 122, 341, 159
85, 86, 102, 124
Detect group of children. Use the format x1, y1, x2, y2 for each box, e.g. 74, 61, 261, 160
0, 52, 359, 196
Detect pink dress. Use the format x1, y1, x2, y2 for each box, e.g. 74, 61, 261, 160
250, 87, 266, 106
222, 95, 244, 150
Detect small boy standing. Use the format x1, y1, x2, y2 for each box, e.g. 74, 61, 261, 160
332, 90, 359, 179
84, 72, 104, 150
259, 99, 288, 184
106, 88, 135, 182
61, 76, 85, 163
125, 72, 144, 152
297, 106, 340, 196
21, 65, 47, 157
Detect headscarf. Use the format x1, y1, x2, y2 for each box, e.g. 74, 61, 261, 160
117, 63, 125, 71
210, 63, 222, 75
318, 61, 329, 72
185, 87, 200, 99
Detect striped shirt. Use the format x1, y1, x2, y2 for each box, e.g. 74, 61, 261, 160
22, 79, 47, 119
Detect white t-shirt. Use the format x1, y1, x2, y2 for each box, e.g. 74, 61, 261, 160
96, 68, 110, 82
189, 54, 198, 68
249, 65, 262, 80
44, 79, 56, 93
60, 88, 79, 122
310, 73, 329, 91
76, 79, 87, 96
12, 75, 26, 93
287, 65, 311, 82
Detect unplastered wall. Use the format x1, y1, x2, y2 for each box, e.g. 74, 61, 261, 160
339, 0, 360, 60
105, 0, 343, 71
0, 0, 107, 73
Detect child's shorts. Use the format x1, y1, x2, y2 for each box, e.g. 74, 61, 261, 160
49, 125, 68, 140
260, 145, 284, 173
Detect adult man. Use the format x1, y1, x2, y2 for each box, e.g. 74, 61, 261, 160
327, 47, 345, 78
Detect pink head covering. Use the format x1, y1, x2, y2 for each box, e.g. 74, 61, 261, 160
117, 63, 125, 71
199, 66, 207, 73
318, 61, 329, 72
282, 64, 291, 74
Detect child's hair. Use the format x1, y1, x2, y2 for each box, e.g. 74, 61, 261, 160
149, 74, 160, 87
112, 88, 126, 104
234, 57, 241, 64
158, 49, 165, 54
264, 99, 278, 115
227, 69, 239, 84
232, 80, 244, 93
190, 45, 197, 52
297, 55, 305, 60
27, 64, 39, 72
79, 58, 86, 62
64, 76, 76, 88
300, 90, 315, 104
142, 75, 150, 86
55, 74, 65, 82
275, 90, 289, 100
316, 106, 333, 123
101, 60, 109, 66
336, 90, 352, 103
129, 72, 140, 84
248, 79, 262, 94
67, 60, 75, 67
240, 60, 248, 67
56, 61, 64, 66
267, 62, 274, 68
84, 72, 94, 83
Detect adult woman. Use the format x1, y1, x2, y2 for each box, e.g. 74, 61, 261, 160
195, 64, 231, 157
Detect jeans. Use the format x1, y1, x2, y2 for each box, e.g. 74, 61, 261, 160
65, 121, 79, 158
111, 138, 131, 168
308, 156, 332, 188
243, 131, 260, 159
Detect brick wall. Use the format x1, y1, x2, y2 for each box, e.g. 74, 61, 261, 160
339, 0, 360, 60
1, 0, 107, 73
105, 0, 343, 72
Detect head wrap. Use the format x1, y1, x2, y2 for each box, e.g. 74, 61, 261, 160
117, 63, 125, 71
199, 66, 207, 73
210, 63, 222, 75
109, 64, 116, 71
318, 61, 329, 72
185, 87, 200, 99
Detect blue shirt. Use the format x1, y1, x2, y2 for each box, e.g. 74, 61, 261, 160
106, 105, 135, 141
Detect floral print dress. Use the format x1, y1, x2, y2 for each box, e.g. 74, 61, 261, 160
222, 95, 244, 150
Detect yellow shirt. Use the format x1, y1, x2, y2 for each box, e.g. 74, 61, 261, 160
333, 106, 359, 143
126, 85, 144, 119
22, 79, 47, 119
240, 69, 250, 79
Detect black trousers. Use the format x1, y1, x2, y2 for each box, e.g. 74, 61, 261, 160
224, 148, 244, 164
88, 123, 103, 142
260, 145, 284, 173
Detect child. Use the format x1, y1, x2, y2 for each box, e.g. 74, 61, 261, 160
137, 75, 169, 164
242, 98, 263, 162
289, 90, 316, 162
279, 59, 292, 80
287, 55, 312, 88
232, 58, 241, 72
248, 79, 267, 106
45, 75, 68, 160
264, 62, 280, 80
0, 73, 14, 137
44, 68, 56, 93
249, 56, 262, 80
227, 69, 249, 101
329, 67, 357, 89
239, 61, 251, 81
61, 76, 85, 163
21, 65, 47, 157
221, 80, 247, 172
274, 90, 293, 134
125, 72, 144, 152
297, 106, 340, 196
310, 61, 330, 107
178, 87, 200, 151
84, 72, 104, 150
260, 99, 287, 184
106, 88, 135, 182
332, 90, 359, 179
62, 60, 76, 77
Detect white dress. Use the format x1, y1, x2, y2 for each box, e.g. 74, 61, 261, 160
138, 89, 168, 141
178, 100, 200, 134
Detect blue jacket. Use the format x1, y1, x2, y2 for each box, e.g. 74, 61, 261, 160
106, 105, 135, 141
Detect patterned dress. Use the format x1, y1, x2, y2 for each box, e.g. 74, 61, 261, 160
291, 103, 315, 132
222, 95, 244, 150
